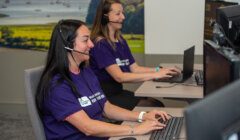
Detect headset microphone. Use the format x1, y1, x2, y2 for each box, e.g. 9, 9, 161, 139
103, 14, 123, 25
108, 21, 123, 24
64, 47, 89, 56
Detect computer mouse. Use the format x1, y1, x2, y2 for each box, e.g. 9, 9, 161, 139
119, 137, 137, 140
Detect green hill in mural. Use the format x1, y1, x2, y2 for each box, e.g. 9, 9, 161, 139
0, 24, 54, 51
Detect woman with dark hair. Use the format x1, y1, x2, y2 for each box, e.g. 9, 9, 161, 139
90, 0, 181, 110
36, 19, 170, 140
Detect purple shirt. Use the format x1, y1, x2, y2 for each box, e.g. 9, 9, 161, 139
90, 38, 135, 82
42, 67, 108, 140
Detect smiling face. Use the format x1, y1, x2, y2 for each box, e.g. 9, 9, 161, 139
107, 3, 125, 31
72, 25, 94, 63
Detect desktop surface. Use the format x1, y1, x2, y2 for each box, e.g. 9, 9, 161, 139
109, 107, 185, 140
135, 64, 203, 99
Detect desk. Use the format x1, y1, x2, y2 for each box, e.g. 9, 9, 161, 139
135, 64, 203, 99
109, 107, 185, 140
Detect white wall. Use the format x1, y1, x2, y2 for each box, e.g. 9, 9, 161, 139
145, 0, 205, 55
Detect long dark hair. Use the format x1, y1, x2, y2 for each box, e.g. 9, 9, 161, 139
36, 19, 86, 115
90, 0, 123, 47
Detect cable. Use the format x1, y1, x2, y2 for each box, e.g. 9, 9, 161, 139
180, 83, 199, 87
156, 84, 178, 88
155, 83, 199, 88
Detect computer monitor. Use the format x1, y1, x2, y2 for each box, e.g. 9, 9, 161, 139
184, 79, 240, 140
216, 5, 240, 52
204, 40, 240, 95
222, 119, 240, 140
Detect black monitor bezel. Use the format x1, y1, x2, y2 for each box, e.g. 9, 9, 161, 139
184, 79, 240, 140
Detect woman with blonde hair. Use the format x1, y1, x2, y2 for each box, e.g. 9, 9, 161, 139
90, 0, 180, 110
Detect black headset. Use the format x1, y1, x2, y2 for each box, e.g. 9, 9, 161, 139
57, 20, 90, 55
102, 14, 109, 25
57, 20, 75, 50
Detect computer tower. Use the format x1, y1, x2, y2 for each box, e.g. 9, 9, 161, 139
204, 40, 240, 96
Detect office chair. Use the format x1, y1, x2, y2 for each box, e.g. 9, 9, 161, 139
24, 66, 46, 140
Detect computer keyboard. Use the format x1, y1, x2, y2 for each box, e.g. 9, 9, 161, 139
195, 70, 204, 86
150, 117, 184, 140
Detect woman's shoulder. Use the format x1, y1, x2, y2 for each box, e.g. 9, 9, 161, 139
94, 36, 105, 42
50, 74, 70, 90
94, 37, 108, 45
92, 37, 112, 51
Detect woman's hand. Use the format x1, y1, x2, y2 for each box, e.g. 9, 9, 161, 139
154, 67, 181, 79
133, 120, 166, 135
143, 110, 171, 122
168, 67, 182, 75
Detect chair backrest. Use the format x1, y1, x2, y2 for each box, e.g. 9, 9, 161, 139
24, 66, 46, 140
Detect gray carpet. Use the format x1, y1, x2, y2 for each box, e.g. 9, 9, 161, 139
0, 113, 35, 140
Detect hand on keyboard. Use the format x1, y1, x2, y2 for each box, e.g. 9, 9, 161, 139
134, 120, 166, 135
143, 110, 170, 122
157, 117, 165, 124
150, 117, 184, 140
154, 66, 181, 79
153, 66, 182, 82
131, 110, 171, 135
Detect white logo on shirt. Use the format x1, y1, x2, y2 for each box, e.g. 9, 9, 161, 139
115, 58, 130, 66
88, 92, 105, 103
78, 96, 92, 107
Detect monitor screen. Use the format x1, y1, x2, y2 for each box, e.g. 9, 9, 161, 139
216, 5, 240, 52
204, 40, 240, 95
184, 79, 240, 140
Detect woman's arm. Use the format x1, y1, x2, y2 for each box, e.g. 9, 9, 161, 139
65, 108, 165, 137
106, 64, 159, 83
130, 63, 156, 73
103, 101, 170, 122
105, 63, 178, 83
103, 101, 139, 121
130, 63, 181, 74
66, 110, 133, 137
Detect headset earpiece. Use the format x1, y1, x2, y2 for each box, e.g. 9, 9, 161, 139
58, 21, 74, 50
102, 14, 109, 25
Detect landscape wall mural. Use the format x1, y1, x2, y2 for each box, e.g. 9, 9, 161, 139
0, 0, 144, 53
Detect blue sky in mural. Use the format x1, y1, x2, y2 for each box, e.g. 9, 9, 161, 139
0, 0, 91, 25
